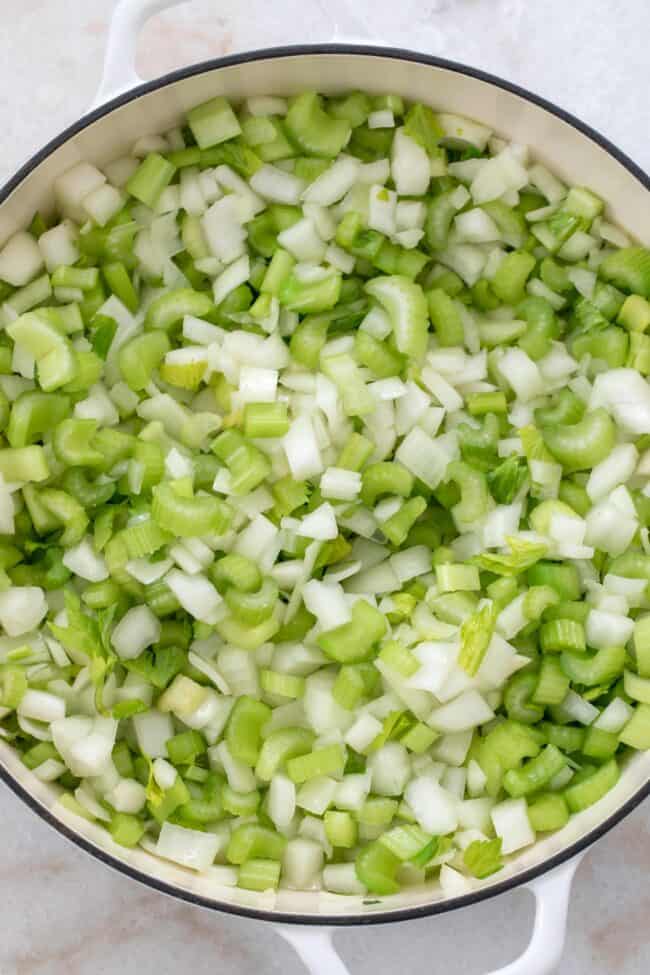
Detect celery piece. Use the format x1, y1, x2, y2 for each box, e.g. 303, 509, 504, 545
7, 391, 70, 448
463, 838, 503, 878
226, 696, 272, 767
365, 275, 429, 361
126, 153, 176, 208
599, 247, 650, 297
318, 600, 387, 664
564, 759, 619, 812
527, 793, 569, 832
152, 483, 231, 537
146, 288, 213, 331
355, 841, 401, 895
285, 92, 351, 159
458, 602, 497, 676
187, 96, 242, 149
428, 288, 464, 347
286, 744, 346, 784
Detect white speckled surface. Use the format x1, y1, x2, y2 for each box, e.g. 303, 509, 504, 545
1, 1, 649, 972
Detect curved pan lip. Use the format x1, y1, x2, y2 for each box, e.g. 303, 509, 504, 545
0, 43, 649, 927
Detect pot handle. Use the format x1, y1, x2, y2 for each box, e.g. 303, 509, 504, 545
276, 853, 583, 975
91, 0, 384, 111
91, 0, 191, 109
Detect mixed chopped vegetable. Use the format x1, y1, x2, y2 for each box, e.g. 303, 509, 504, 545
0, 89, 649, 899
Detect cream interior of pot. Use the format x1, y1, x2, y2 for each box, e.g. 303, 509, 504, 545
0, 51, 648, 919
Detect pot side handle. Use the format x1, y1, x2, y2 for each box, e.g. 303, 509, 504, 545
91, 0, 191, 109
276, 854, 584, 975
484, 854, 583, 975
92, 0, 385, 110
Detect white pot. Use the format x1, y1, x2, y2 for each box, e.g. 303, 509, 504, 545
0, 2, 648, 973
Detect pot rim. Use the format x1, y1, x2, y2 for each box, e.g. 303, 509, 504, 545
0, 42, 648, 927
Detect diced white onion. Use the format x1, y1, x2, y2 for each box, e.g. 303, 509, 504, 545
55, 162, 106, 221
155, 821, 221, 872
283, 838, 324, 889
277, 218, 325, 262
302, 156, 360, 206
296, 776, 337, 815
164, 569, 223, 625
0, 587, 48, 637
299, 502, 339, 540
389, 546, 431, 582
440, 864, 471, 896
407, 641, 456, 695
586, 443, 638, 502
585, 609, 634, 650
491, 798, 535, 854
215, 740, 257, 792
345, 713, 383, 753
559, 690, 599, 726
269, 773, 297, 828
368, 109, 395, 129
237, 365, 278, 403
420, 367, 463, 412
284, 415, 323, 479
428, 690, 494, 733
62, 537, 109, 582
302, 579, 351, 630
333, 772, 372, 812
498, 348, 545, 402
439, 113, 492, 151
53, 715, 118, 776
323, 862, 366, 895
111, 605, 161, 660
304, 671, 353, 736
212, 254, 250, 306
38, 223, 78, 272
250, 164, 306, 204
405, 776, 459, 834
391, 128, 431, 196
496, 592, 528, 640
395, 427, 449, 489
320, 467, 362, 501
368, 184, 397, 236
202, 195, 246, 263
454, 207, 500, 243
367, 742, 411, 796
591, 369, 650, 436
594, 697, 634, 733
18, 689, 65, 724
585, 494, 638, 557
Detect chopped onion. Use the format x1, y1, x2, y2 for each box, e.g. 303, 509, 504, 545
111, 605, 161, 660
155, 821, 222, 872
586, 443, 638, 502
428, 690, 495, 733
62, 537, 109, 582
250, 164, 306, 204
0, 587, 47, 637
405, 776, 459, 835
491, 798, 535, 854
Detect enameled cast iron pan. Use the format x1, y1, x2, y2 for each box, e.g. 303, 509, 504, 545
1, 2, 648, 972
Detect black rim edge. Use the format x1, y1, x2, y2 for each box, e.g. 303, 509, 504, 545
2, 758, 648, 927
0, 42, 648, 927
2, 43, 649, 205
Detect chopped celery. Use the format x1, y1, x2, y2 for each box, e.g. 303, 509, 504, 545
0, 85, 646, 900
126, 153, 176, 208
285, 92, 351, 159
463, 838, 503, 878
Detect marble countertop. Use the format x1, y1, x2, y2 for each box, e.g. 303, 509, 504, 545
1, 1, 649, 972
